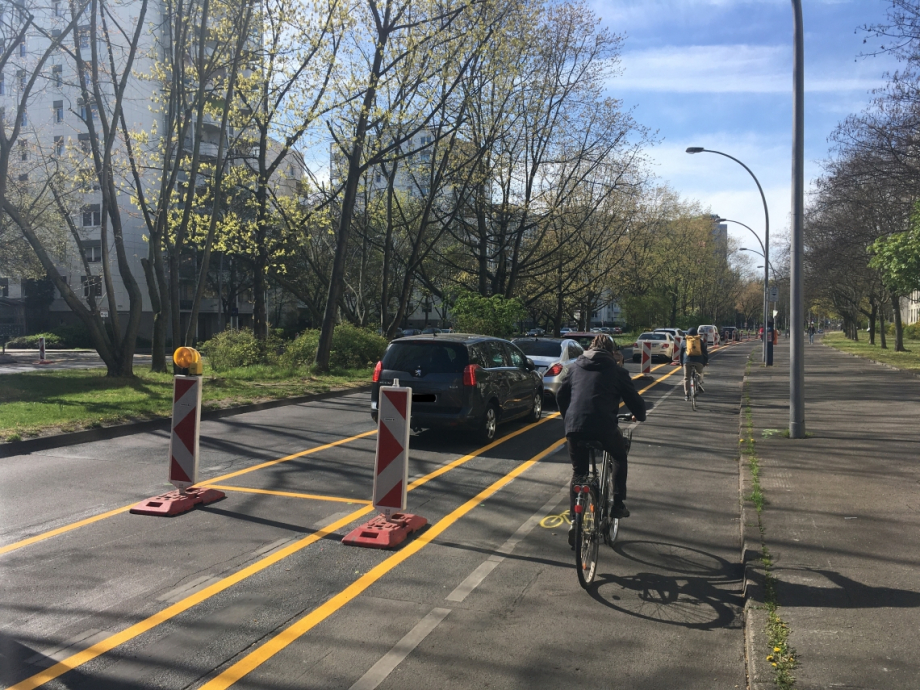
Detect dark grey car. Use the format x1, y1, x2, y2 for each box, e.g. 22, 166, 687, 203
371, 334, 543, 442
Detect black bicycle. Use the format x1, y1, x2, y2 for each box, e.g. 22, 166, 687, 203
572, 413, 634, 588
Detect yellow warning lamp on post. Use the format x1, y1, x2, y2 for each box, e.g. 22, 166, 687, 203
173, 347, 203, 375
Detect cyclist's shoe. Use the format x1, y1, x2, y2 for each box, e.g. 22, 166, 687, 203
611, 501, 630, 518
684, 394, 690, 401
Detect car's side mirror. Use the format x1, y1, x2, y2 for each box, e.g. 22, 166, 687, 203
525, 358, 535, 371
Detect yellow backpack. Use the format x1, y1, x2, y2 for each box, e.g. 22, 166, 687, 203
685, 335, 703, 357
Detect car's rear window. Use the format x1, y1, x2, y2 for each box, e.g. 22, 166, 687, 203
639, 332, 667, 341
382, 342, 469, 374
512, 339, 565, 357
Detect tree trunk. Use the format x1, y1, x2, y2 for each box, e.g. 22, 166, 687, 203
868, 301, 876, 345
879, 302, 887, 350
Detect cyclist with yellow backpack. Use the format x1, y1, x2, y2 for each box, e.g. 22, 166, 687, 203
680, 326, 709, 401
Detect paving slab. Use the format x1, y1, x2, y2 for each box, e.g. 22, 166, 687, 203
743, 337, 920, 689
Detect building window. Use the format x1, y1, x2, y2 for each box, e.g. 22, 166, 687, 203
18, 173, 28, 182
84, 243, 102, 263
0, 278, 8, 298
19, 41, 26, 58
82, 204, 101, 227
18, 69, 26, 90
79, 101, 97, 122
54, 100, 64, 123
0, 74, 4, 95
54, 135, 64, 156
20, 142, 28, 161
20, 111, 27, 127
78, 132, 94, 153
52, 65, 63, 88
54, 1, 63, 17
78, 26, 90, 49
82, 275, 102, 298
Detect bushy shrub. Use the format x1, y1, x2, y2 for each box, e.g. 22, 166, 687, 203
280, 324, 386, 369
199, 329, 263, 371
52, 323, 95, 349
6, 332, 64, 349
330, 323, 388, 368
903, 322, 920, 340
451, 293, 526, 338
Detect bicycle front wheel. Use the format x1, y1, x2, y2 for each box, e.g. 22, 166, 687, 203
574, 488, 600, 588
690, 376, 698, 411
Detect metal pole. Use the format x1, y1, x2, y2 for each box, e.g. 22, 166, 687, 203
790, 0, 806, 437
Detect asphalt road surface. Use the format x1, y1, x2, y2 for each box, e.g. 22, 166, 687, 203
0, 340, 755, 690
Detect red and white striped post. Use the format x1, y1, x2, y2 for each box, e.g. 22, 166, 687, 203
639, 340, 653, 376
343, 381, 427, 548
671, 335, 683, 366
131, 348, 224, 516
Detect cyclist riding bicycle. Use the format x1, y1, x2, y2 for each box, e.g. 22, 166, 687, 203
680, 326, 709, 401
557, 334, 647, 545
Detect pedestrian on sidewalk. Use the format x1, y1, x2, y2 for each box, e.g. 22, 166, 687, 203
808, 323, 816, 344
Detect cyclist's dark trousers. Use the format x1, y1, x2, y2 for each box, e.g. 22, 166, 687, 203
566, 429, 629, 515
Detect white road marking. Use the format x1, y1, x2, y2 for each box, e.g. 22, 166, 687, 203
446, 488, 567, 603
348, 608, 452, 690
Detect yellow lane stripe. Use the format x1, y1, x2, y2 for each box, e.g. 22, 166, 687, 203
200, 438, 568, 690
205, 485, 373, 504
0, 429, 378, 557
7, 505, 375, 690
8, 413, 560, 689
201, 429, 378, 485
0, 506, 132, 557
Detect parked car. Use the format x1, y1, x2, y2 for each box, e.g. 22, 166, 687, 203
371, 335, 543, 442
654, 327, 685, 341
698, 325, 720, 347
401, 328, 422, 337
526, 328, 545, 337
612, 326, 623, 334
631, 331, 677, 363
565, 332, 624, 366
560, 327, 573, 334
721, 326, 739, 342
512, 337, 583, 402
421, 327, 442, 334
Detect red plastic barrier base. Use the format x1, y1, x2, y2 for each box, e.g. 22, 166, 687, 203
130, 486, 226, 517
342, 512, 427, 549
34, 360, 55, 365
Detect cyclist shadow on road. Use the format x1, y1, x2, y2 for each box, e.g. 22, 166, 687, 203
585, 540, 744, 631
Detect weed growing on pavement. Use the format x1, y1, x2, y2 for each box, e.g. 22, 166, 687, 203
743, 350, 797, 688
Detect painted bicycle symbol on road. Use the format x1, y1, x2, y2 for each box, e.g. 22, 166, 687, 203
540, 510, 572, 529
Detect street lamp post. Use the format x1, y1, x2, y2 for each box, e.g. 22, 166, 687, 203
790, 0, 806, 438
687, 148, 770, 364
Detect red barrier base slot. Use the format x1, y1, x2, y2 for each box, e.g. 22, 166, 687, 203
130, 487, 226, 517
342, 513, 428, 549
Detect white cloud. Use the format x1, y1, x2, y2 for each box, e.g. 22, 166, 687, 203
614, 44, 882, 94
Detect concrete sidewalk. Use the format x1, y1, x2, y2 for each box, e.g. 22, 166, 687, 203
743, 337, 920, 689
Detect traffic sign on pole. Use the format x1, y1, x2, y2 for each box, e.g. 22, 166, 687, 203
769, 286, 779, 302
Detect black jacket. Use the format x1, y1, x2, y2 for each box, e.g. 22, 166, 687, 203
557, 349, 647, 437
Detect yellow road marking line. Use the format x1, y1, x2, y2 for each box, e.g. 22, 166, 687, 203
0, 506, 132, 557
205, 485, 372, 504
7, 414, 560, 689
0, 429, 378, 557
201, 429, 378, 485
200, 438, 568, 690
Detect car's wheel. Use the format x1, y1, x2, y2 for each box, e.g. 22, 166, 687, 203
478, 402, 499, 443
527, 390, 543, 422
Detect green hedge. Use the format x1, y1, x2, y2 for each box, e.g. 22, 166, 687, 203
199, 329, 265, 371
281, 323, 387, 369
6, 332, 64, 349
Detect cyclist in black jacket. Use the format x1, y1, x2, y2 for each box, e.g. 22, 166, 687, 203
557, 335, 646, 542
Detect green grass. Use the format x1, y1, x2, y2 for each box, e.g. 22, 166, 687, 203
743, 349, 797, 689
823, 331, 920, 373
0, 364, 372, 440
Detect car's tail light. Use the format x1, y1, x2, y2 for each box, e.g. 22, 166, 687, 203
373, 361, 382, 382
545, 363, 563, 377
463, 364, 480, 386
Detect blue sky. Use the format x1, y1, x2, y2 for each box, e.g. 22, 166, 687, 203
594, 0, 900, 253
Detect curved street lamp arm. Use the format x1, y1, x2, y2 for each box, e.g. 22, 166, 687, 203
700, 150, 770, 237
719, 218, 766, 255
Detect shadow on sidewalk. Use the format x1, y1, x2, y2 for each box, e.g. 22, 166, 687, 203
748, 567, 920, 609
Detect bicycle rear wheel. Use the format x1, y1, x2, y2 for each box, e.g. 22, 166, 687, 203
602, 455, 619, 547
690, 375, 698, 411
574, 487, 600, 588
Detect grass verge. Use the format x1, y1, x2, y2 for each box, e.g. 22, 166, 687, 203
742, 351, 797, 689
0, 363, 371, 441
822, 331, 920, 373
